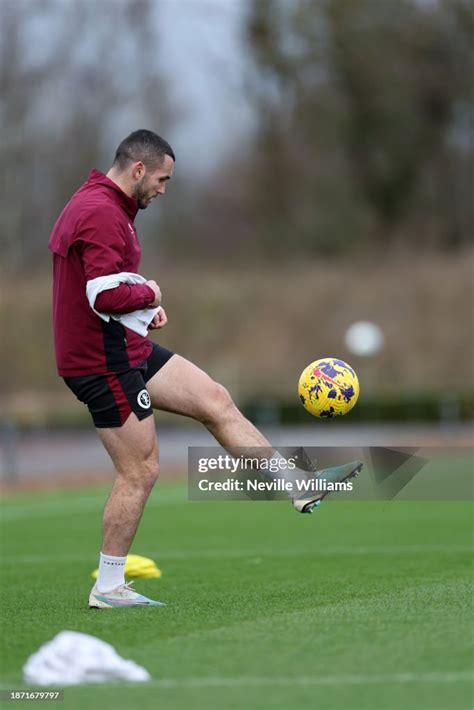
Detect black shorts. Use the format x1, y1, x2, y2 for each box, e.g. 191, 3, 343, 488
64, 343, 174, 428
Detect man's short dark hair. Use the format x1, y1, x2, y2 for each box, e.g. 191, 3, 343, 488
113, 129, 175, 170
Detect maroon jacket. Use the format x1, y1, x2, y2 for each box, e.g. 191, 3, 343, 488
49, 170, 155, 376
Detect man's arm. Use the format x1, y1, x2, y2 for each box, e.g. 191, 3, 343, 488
94, 281, 159, 314
78, 211, 159, 314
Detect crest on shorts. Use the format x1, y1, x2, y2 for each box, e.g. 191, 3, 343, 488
137, 389, 151, 409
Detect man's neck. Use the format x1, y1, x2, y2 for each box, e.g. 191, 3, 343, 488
106, 168, 133, 198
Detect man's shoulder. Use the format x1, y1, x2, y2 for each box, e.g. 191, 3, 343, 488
73, 192, 126, 229
71, 184, 120, 213
50, 184, 128, 257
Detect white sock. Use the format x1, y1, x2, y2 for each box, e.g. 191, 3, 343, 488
262, 454, 303, 498
96, 552, 127, 592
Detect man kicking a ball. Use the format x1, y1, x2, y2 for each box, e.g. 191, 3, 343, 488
49, 130, 362, 609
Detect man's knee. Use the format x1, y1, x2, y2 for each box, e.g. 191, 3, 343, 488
118, 455, 160, 492
142, 457, 160, 489
200, 381, 237, 424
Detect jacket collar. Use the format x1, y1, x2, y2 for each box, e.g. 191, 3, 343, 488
87, 169, 139, 220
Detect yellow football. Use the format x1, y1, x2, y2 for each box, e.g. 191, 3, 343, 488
298, 358, 359, 418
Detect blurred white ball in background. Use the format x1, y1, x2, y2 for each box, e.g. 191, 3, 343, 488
344, 321, 384, 357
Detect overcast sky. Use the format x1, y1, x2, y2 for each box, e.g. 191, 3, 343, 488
157, 0, 255, 174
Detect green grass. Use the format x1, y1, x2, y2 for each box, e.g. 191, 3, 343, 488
0, 483, 473, 710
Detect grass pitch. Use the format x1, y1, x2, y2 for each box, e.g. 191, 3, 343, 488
0, 482, 472, 710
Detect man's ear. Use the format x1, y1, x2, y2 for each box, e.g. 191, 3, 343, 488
131, 161, 145, 180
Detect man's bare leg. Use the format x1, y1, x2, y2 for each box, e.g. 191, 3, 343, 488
146, 355, 274, 456
147, 355, 362, 512
97, 413, 159, 556
88, 413, 166, 606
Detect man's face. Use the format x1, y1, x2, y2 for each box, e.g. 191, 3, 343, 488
133, 154, 174, 209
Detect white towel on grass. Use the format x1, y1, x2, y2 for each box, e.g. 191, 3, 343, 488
23, 631, 150, 686
86, 272, 161, 337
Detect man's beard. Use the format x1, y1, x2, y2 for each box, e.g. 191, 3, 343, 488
133, 178, 152, 210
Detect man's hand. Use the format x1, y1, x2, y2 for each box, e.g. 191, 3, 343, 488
145, 280, 162, 307
148, 307, 168, 330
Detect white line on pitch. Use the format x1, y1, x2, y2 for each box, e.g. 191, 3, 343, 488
0, 671, 472, 691
126, 670, 474, 688
0, 544, 471, 564
0, 491, 186, 521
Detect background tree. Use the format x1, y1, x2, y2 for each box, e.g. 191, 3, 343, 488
0, 0, 172, 272
220, 0, 473, 257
